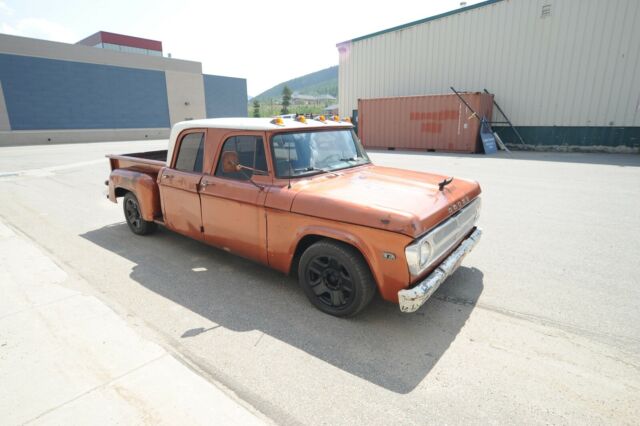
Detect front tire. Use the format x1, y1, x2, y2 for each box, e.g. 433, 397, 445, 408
298, 240, 375, 317
123, 192, 156, 235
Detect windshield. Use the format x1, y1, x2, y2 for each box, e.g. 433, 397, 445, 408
270, 129, 370, 178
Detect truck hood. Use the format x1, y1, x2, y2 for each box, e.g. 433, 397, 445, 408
290, 165, 481, 238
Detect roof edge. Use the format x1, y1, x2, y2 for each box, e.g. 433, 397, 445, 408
336, 0, 503, 47
0, 33, 202, 73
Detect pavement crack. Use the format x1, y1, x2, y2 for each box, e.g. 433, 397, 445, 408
0, 294, 80, 321
254, 332, 265, 347
433, 294, 476, 306
22, 352, 168, 425
434, 294, 640, 353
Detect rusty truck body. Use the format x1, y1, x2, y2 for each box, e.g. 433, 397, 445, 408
107, 116, 482, 316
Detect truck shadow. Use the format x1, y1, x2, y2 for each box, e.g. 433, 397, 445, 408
81, 223, 484, 394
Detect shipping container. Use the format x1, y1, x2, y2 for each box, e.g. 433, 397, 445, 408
357, 93, 493, 153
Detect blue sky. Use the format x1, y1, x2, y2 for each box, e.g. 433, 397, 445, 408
0, 0, 482, 95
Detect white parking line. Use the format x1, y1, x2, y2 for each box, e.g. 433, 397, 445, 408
0, 159, 105, 178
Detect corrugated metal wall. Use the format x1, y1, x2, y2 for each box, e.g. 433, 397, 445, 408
338, 0, 640, 129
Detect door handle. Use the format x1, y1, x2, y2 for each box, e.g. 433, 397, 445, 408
162, 174, 173, 179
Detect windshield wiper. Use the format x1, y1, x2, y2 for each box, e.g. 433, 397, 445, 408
293, 166, 343, 177
339, 157, 369, 164
293, 166, 328, 175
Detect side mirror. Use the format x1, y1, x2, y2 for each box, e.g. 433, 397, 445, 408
221, 151, 240, 173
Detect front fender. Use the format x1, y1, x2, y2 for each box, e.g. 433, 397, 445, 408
281, 220, 413, 302
290, 225, 379, 278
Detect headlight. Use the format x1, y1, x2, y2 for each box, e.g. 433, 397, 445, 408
405, 239, 432, 276
419, 240, 432, 267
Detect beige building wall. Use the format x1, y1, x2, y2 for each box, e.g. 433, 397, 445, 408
0, 129, 169, 146
0, 33, 201, 73
338, 0, 640, 127
164, 71, 207, 125
0, 82, 10, 131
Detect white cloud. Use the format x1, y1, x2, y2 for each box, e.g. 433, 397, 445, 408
0, 1, 13, 16
4, 17, 77, 42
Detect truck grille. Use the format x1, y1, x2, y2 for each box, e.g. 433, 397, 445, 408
428, 198, 480, 262
405, 197, 481, 277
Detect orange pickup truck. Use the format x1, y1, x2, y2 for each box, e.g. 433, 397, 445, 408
106, 116, 482, 316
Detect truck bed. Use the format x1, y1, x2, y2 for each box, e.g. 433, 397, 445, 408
107, 150, 167, 175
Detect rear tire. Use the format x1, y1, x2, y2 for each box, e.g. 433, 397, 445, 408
123, 192, 156, 235
298, 240, 375, 317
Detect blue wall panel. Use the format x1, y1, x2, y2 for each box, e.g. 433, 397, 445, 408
0, 53, 170, 130
203, 74, 247, 118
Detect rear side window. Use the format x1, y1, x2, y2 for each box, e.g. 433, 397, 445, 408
174, 132, 204, 172
215, 136, 267, 180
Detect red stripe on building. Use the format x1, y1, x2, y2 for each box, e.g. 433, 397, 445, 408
77, 31, 162, 53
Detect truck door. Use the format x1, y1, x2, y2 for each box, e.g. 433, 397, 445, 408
198, 134, 269, 264
158, 129, 205, 240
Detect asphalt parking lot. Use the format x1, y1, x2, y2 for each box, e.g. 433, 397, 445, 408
1, 140, 639, 425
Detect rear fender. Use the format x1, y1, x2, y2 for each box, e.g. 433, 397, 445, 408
109, 169, 161, 221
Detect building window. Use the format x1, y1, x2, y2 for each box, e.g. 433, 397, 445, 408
97, 42, 160, 56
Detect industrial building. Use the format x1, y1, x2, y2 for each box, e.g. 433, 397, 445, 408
337, 0, 640, 148
0, 32, 247, 145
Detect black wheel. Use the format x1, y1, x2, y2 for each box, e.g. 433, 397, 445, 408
298, 240, 376, 317
123, 192, 156, 235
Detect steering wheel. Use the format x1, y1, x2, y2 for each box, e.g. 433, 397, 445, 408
317, 153, 341, 166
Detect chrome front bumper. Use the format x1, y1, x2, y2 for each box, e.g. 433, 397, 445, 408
398, 228, 482, 313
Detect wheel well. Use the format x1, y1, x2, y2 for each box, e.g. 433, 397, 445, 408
290, 235, 370, 278
114, 187, 129, 198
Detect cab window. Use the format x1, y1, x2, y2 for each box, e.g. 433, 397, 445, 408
215, 136, 267, 180
174, 132, 204, 172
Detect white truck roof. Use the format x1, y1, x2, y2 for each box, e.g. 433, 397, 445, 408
167, 117, 353, 165
172, 117, 352, 132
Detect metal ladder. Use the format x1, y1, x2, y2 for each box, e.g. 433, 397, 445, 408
483, 88, 526, 146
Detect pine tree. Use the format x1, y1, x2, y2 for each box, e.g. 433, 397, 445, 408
252, 99, 260, 117
281, 86, 292, 115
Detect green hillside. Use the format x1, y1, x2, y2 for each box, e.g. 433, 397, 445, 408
253, 66, 338, 101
